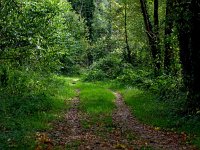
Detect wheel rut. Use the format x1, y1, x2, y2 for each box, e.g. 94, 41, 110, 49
49, 89, 82, 145
35, 90, 196, 150
112, 92, 196, 150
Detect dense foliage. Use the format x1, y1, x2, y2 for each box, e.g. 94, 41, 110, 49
1, 0, 200, 148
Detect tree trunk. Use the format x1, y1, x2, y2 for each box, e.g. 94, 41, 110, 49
176, 0, 192, 88
154, 0, 159, 36
187, 0, 200, 112
164, 0, 174, 73
153, 0, 161, 74
176, 0, 200, 113
124, 0, 132, 64
107, 0, 112, 52
139, 0, 161, 75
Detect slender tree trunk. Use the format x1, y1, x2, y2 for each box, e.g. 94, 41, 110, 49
154, 0, 159, 36
153, 0, 161, 74
124, 0, 131, 64
164, 0, 174, 73
107, 0, 112, 52
79, 0, 83, 16
139, 0, 161, 75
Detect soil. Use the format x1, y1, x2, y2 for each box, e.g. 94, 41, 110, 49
112, 92, 196, 150
35, 90, 197, 150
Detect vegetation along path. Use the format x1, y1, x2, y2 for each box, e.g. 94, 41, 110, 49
35, 83, 196, 150
2, 0, 200, 149
113, 92, 195, 150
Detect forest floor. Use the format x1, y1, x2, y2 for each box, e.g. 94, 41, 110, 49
35, 80, 197, 150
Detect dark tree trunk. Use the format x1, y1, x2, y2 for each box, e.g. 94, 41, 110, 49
107, 0, 112, 52
83, 0, 95, 42
153, 0, 161, 74
154, 0, 159, 35
124, 0, 131, 64
176, 0, 200, 113
176, 0, 192, 88
139, 0, 161, 75
187, 0, 200, 112
164, 0, 174, 73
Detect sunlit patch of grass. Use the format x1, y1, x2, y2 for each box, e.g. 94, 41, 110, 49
0, 76, 77, 149
79, 85, 115, 115
120, 87, 200, 148
49, 76, 77, 111
121, 88, 170, 127
77, 82, 116, 138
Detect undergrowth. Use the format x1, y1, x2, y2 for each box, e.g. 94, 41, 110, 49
0, 73, 76, 149
83, 60, 200, 148
120, 87, 200, 148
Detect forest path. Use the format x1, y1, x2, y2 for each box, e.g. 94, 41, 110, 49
35, 87, 196, 150
35, 89, 82, 149
112, 92, 195, 150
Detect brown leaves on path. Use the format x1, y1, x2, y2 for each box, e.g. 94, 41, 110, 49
35, 89, 81, 149
35, 90, 197, 150
112, 92, 197, 150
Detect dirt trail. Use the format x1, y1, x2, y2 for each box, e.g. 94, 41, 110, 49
48, 89, 81, 146
35, 89, 82, 149
112, 92, 196, 150
35, 90, 196, 150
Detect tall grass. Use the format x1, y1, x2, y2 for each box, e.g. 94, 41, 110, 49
120, 87, 200, 148
76, 82, 115, 115
76, 82, 116, 132
0, 71, 76, 149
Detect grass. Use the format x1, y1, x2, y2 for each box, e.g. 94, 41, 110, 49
120, 88, 171, 127
80, 88, 115, 114
0, 75, 77, 149
0, 76, 116, 149
77, 81, 115, 115
76, 81, 116, 137
120, 87, 200, 148
1, 75, 200, 149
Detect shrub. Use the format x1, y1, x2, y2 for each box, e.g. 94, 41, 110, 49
60, 54, 81, 76
83, 55, 123, 81
116, 67, 153, 88
0, 69, 53, 117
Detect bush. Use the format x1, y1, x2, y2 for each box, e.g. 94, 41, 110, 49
149, 75, 187, 114
83, 55, 123, 81
116, 67, 186, 114
0, 69, 54, 117
116, 66, 153, 88
4, 93, 52, 116
0, 68, 75, 149
60, 54, 81, 76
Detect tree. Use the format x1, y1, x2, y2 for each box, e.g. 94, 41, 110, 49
164, 0, 175, 73
139, 0, 161, 75
68, 0, 95, 65
106, 0, 113, 52
176, 0, 200, 113
123, 0, 132, 64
